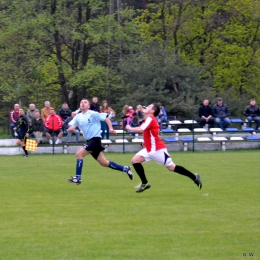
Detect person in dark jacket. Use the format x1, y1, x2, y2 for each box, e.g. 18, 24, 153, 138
90, 97, 100, 112
58, 102, 72, 122
212, 98, 230, 130
13, 108, 29, 157
198, 99, 214, 128
31, 111, 44, 144
243, 99, 260, 129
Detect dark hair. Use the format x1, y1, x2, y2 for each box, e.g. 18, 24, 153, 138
152, 103, 160, 117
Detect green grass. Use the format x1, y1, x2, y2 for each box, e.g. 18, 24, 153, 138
0, 151, 259, 260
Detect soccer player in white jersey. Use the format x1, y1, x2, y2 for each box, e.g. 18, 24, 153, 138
126, 103, 202, 193
67, 98, 133, 184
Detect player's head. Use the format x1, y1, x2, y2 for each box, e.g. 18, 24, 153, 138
144, 103, 160, 117
19, 108, 24, 116
50, 108, 56, 115
80, 98, 90, 110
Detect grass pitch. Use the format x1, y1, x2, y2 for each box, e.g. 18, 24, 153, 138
0, 151, 259, 260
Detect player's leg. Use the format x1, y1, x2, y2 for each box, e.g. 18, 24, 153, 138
132, 149, 152, 193
17, 134, 28, 157
151, 149, 202, 189
167, 163, 202, 189
68, 147, 89, 184
96, 152, 133, 180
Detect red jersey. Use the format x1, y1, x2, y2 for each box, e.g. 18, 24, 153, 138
140, 116, 166, 152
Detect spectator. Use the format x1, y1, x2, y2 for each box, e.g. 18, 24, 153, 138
121, 105, 135, 128
100, 100, 116, 140
41, 101, 53, 122
212, 97, 230, 130
198, 99, 215, 128
156, 102, 167, 130
10, 103, 20, 137
90, 97, 100, 112
243, 99, 260, 130
58, 102, 72, 122
13, 108, 29, 157
64, 112, 80, 143
135, 105, 145, 125
44, 108, 63, 145
31, 111, 44, 144
26, 103, 39, 126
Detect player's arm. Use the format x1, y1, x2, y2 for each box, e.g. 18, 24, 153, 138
105, 117, 117, 134
68, 115, 78, 133
125, 124, 144, 133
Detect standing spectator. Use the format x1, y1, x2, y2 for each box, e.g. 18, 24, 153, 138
100, 100, 116, 139
156, 102, 167, 130
13, 108, 29, 157
135, 104, 145, 125
64, 112, 80, 143
243, 99, 260, 130
212, 97, 231, 130
58, 102, 72, 122
31, 111, 44, 144
44, 108, 63, 145
198, 99, 215, 128
90, 97, 100, 112
121, 105, 135, 128
26, 103, 39, 126
10, 103, 20, 137
41, 101, 53, 122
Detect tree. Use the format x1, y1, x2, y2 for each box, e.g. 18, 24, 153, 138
117, 42, 213, 119
135, 0, 260, 100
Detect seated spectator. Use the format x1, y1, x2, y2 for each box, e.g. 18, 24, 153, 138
198, 99, 214, 129
10, 103, 20, 137
156, 102, 167, 130
44, 108, 63, 145
64, 112, 80, 143
212, 97, 230, 130
58, 102, 72, 122
243, 98, 260, 130
90, 96, 100, 112
31, 111, 44, 144
121, 105, 135, 128
13, 108, 30, 157
41, 101, 53, 122
135, 104, 145, 125
100, 100, 116, 140
26, 103, 39, 126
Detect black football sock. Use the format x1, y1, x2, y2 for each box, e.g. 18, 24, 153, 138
174, 165, 196, 181
133, 163, 148, 184
22, 146, 28, 155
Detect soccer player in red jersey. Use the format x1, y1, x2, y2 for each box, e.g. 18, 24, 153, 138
126, 103, 202, 193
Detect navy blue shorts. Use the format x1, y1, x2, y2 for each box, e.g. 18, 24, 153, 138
83, 137, 104, 160
17, 131, 27, 141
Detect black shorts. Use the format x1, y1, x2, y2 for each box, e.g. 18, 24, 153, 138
83, 137, 104, 160
17, 131, 27, 141
45, 128, 63, 136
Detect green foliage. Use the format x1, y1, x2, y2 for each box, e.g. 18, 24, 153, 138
118, 43, 213, 118
135, 0, 260, 100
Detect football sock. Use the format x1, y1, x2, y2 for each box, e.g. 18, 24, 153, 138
75, 159, 83, 180
133, 163, 148, 184
108, 161, 124, 172
174, 165, 196, 181
22, 146, 28, 155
